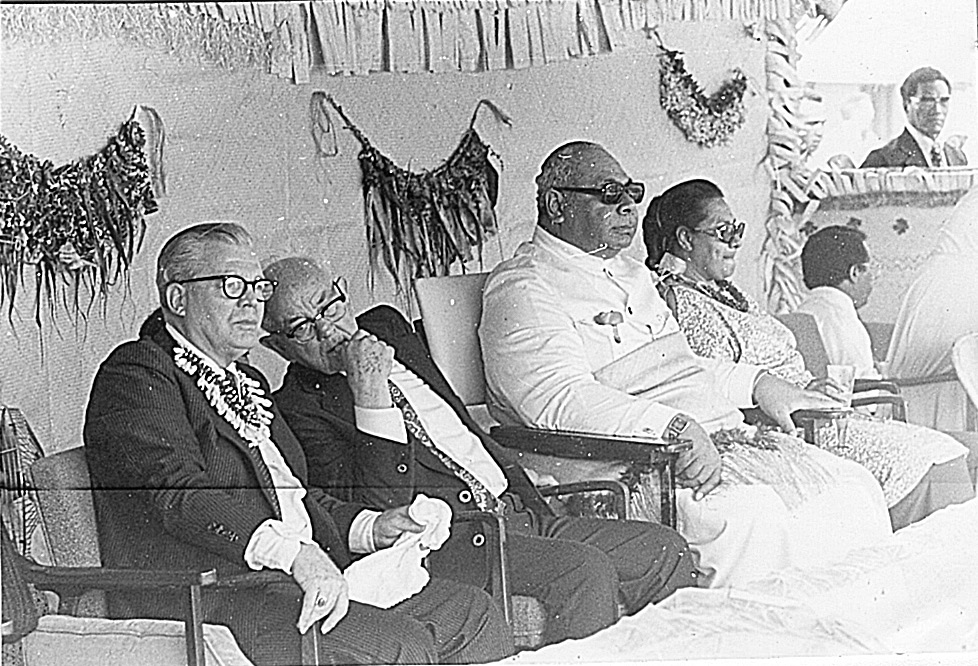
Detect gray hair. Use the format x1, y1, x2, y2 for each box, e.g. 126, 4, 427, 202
155, 221, 254, 307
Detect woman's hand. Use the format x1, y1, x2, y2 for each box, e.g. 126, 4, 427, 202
805, 376, 846, 398
755, 373, 842, 431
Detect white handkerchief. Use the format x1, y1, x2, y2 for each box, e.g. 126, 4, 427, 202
344, 495, 452, 609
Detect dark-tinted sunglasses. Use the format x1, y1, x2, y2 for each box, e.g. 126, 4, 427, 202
553, 179, 646, 205
691, 221, 746, 245
172, 274, 276, 301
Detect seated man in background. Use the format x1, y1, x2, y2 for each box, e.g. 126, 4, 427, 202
795, 225, 880, 380
860, 66, 967, 168
261, 256, 698, 648
480, 141, 893, 588
85, 222, 513, 666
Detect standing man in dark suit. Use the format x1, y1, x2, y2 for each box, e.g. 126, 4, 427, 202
860, 67, 968, 168
85, 222, 513, 665
261, 256, 698, 649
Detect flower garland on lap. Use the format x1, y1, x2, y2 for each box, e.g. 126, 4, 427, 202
173, 345, 272, 447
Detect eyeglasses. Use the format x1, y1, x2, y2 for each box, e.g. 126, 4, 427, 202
553, 179, 646, 205
283, 278, 348, 343
912, 96, 950, 109
691, 221, 746, 245
173, 274, 276, 301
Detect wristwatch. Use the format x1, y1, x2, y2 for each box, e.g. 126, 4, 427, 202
663, 413, 690, 440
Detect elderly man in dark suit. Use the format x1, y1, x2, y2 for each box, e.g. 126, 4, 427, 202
260, 256, 698, 649
84, 222, 513, 665
861, 67, 968, 168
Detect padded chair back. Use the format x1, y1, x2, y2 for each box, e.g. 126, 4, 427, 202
952, 333, 978, 431
414, 273, 490, 407
30, 446, 106, 616
776, 312, 830, 377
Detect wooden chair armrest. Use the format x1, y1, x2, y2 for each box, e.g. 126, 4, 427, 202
853, 379, 901, 394
489, 425, 688, 463
884, 371, 959, 388
538, 480, 630, 519
21, 563, 220, 666
851, 394, 907, 421
24, 563, 217, 595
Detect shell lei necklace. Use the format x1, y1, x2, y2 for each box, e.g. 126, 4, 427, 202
173, 345, 273, 447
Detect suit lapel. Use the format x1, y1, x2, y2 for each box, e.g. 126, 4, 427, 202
148, 320, 283, 517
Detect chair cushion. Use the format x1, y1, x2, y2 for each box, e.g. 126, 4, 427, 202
22, 616, 253, 666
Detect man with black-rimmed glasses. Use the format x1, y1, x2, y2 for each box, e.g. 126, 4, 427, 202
861, 67, 968, 168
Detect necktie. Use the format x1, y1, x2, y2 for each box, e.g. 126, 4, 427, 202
931, 144, 945, 167
388, 381, 501, 513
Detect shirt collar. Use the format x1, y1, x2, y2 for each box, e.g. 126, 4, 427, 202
906, 124, 941, 157
166, 323, 234, 376
809, 285, 856, 312
532, 226, 627, 273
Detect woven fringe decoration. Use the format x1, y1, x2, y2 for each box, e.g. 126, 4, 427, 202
319, 93, 510, 293
3, 1, 806, 83
0, 116, 159, 336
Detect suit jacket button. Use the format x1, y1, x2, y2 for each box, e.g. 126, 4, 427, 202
458, 490, 472, 503
396, 463, 408, 474
471, 533, 485, 547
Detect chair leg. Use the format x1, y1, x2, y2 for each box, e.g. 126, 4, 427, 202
301, 625, 320, 665
185, 584, 205, 666
659, 462, 677, 529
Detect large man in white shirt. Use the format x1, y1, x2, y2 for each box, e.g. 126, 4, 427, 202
85, 222, 513, 665
480, 141, 892, 587
262, 256, 698, 648
795, 225, 880, 380
860, 66, 968, 168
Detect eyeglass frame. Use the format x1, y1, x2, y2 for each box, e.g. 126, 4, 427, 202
910, 95, 951, 109
279, 277, 349, 343
170, 274, 277, 301
690, 221, 746, 246
552, 179, 646, 205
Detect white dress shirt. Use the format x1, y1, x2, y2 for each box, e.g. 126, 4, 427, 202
480, 227, 763, 437
906, 124, 944, 167
166, 325, 379, 574
354, 360, 509, 497
794, 287, 881, 379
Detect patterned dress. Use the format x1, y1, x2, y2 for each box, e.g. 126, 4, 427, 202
668, 280, 967, 508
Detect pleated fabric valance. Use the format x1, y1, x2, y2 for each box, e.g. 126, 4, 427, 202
2, 1, 809, 83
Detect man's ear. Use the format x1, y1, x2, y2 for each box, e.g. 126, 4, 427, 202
164, 283, 187, 317
846, 263, 863, 283
543, 189, 564, 220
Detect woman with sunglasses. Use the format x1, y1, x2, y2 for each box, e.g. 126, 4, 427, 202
643, 178, 972, 530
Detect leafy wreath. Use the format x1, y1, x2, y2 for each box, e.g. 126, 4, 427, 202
0, 112, 160, 331
315, 93, 508, 293
656, 34, 749, 148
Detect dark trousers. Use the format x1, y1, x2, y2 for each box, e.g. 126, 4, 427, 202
505, 514, 697, 645
157, 576, 512, 665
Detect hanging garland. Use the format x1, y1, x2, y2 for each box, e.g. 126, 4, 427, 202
655, 33, 749, 148
0, 110, 161, 330
315, 93, 509, 293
